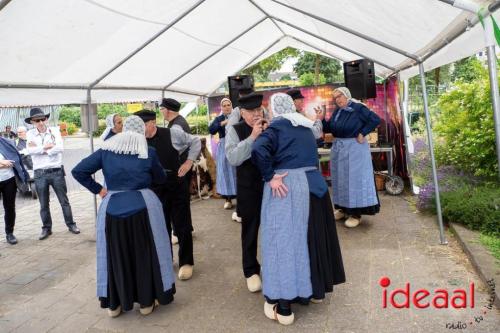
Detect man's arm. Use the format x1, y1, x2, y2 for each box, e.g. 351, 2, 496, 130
46, 128, 64, 156
311, 119, 323, 139
225, 126, 254, 167
26, 131, 44, 155
170, 127, 201, 177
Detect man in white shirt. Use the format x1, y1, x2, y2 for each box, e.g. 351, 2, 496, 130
25, 108, 79, 240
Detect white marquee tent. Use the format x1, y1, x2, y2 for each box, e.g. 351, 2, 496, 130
1, 0, 499, 243
0, 0, 498, 105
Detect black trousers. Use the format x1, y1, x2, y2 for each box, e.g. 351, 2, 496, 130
0, 177, 16, 234
154, 172, 194, 267
237, 186, 263, 278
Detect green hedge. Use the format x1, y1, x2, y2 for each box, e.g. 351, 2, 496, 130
439, 184, 500, 237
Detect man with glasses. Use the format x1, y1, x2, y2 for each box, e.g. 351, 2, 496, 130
225, 93, 266, 293
25, 108, 80, 240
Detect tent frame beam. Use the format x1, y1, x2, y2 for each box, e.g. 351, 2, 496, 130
270, 0, 420, 61
288, 36, 349, 63
88, 0, 206, 89
207, 35, 285, 96
248, 0, 286, 35
162, 16, 268, 92
272, 17, 396, 71
0, 84, 205, 97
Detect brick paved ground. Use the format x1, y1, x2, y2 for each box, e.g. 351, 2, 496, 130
0, 138, 498, 332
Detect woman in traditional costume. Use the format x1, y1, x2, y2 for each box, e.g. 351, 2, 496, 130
72, 116, 175, 317
252, 93, 345, 325
209, 97, 237, 209
321, 87, 381, 228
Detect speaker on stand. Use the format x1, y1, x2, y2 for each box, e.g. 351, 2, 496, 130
343, 59, 376, 100
228, 75, 254, 107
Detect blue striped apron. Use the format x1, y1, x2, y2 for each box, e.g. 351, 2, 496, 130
215, 137, 237, 196
330, 138, 378, 208
96, 189, 175, 298
260, 167, 314, 300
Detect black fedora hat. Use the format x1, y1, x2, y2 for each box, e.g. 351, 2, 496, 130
25, 108, 50, 124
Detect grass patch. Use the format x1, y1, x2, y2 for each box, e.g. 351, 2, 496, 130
479, 233, 500, 262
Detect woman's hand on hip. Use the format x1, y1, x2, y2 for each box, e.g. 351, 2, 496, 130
0, 159, 14, 168
356, 133, 365, 144
269, 172, 289, 198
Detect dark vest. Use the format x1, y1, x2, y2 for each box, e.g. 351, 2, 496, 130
232, 121, 263, 191
147, 127, 180, 172
168, 115, 191, 134
167, 115, 190, 163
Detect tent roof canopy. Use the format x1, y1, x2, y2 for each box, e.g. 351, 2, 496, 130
0, 0, 498, 106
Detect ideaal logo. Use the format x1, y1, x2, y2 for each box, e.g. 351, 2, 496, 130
379, 276, 496, 330
379, 276, 474, 309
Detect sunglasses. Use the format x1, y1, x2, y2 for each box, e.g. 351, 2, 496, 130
32, 118, 46, 123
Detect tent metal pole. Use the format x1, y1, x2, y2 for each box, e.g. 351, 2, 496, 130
418, 63, 447, 245
162, 17, 267, 90
392, 0, 500, 76
89, 0, 206, 88
86, 89, 98, 223
288, 36, 350, 63
272, 17, 396, 71
402, 79, 414, 191
270, 0, 420, 61
0, 0, 12, 12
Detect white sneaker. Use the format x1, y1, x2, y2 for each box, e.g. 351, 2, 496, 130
171, 233, 178, 245
264, 302, 295, 325
345, 216, 361, 228
178, 264, 193, 280
231, 212, 242, 223
246, 274, 262, 292
223, 201, 233, 209
334, 209, 345, 220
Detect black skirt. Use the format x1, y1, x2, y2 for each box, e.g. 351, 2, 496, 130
99, 209, 175, 311
309, 193, 346, 299
334, 187, 381, 216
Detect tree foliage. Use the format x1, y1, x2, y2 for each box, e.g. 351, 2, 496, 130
434, 76, 497, 178
451, 56, 487, 82
242, 47, 299, 82
299, 72, 326, 86
293, 52, 342, 83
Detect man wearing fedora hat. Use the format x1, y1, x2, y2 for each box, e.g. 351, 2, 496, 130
25, 108, 80, 240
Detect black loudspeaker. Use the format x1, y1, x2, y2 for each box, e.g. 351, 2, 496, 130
343, 59, 376, 99
228, 75, 254, 107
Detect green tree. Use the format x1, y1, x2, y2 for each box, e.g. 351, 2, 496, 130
242, 47, 299, 82
434, 77, 498, 178
451, 56, 487, 82
299, 72, 326, 86
293, 52, 341, 83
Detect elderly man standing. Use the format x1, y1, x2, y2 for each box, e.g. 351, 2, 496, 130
287, 88, 323, 139
25, 108, 80, 240
225, 93, 266, 293
134, 109, 201, 281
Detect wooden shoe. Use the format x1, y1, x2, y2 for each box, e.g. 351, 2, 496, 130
223, 201, 233, 209
310, 298, 323, 304
231, 212, 242, 223
178, 265, 193, 280
334, 209, 345, 220
246, 274, 262, 292
264, 302, 294, 325
107, 306, 121, 318
139, 303, 155, 316
345, 216, 361, 228
171, 233, 178, 245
